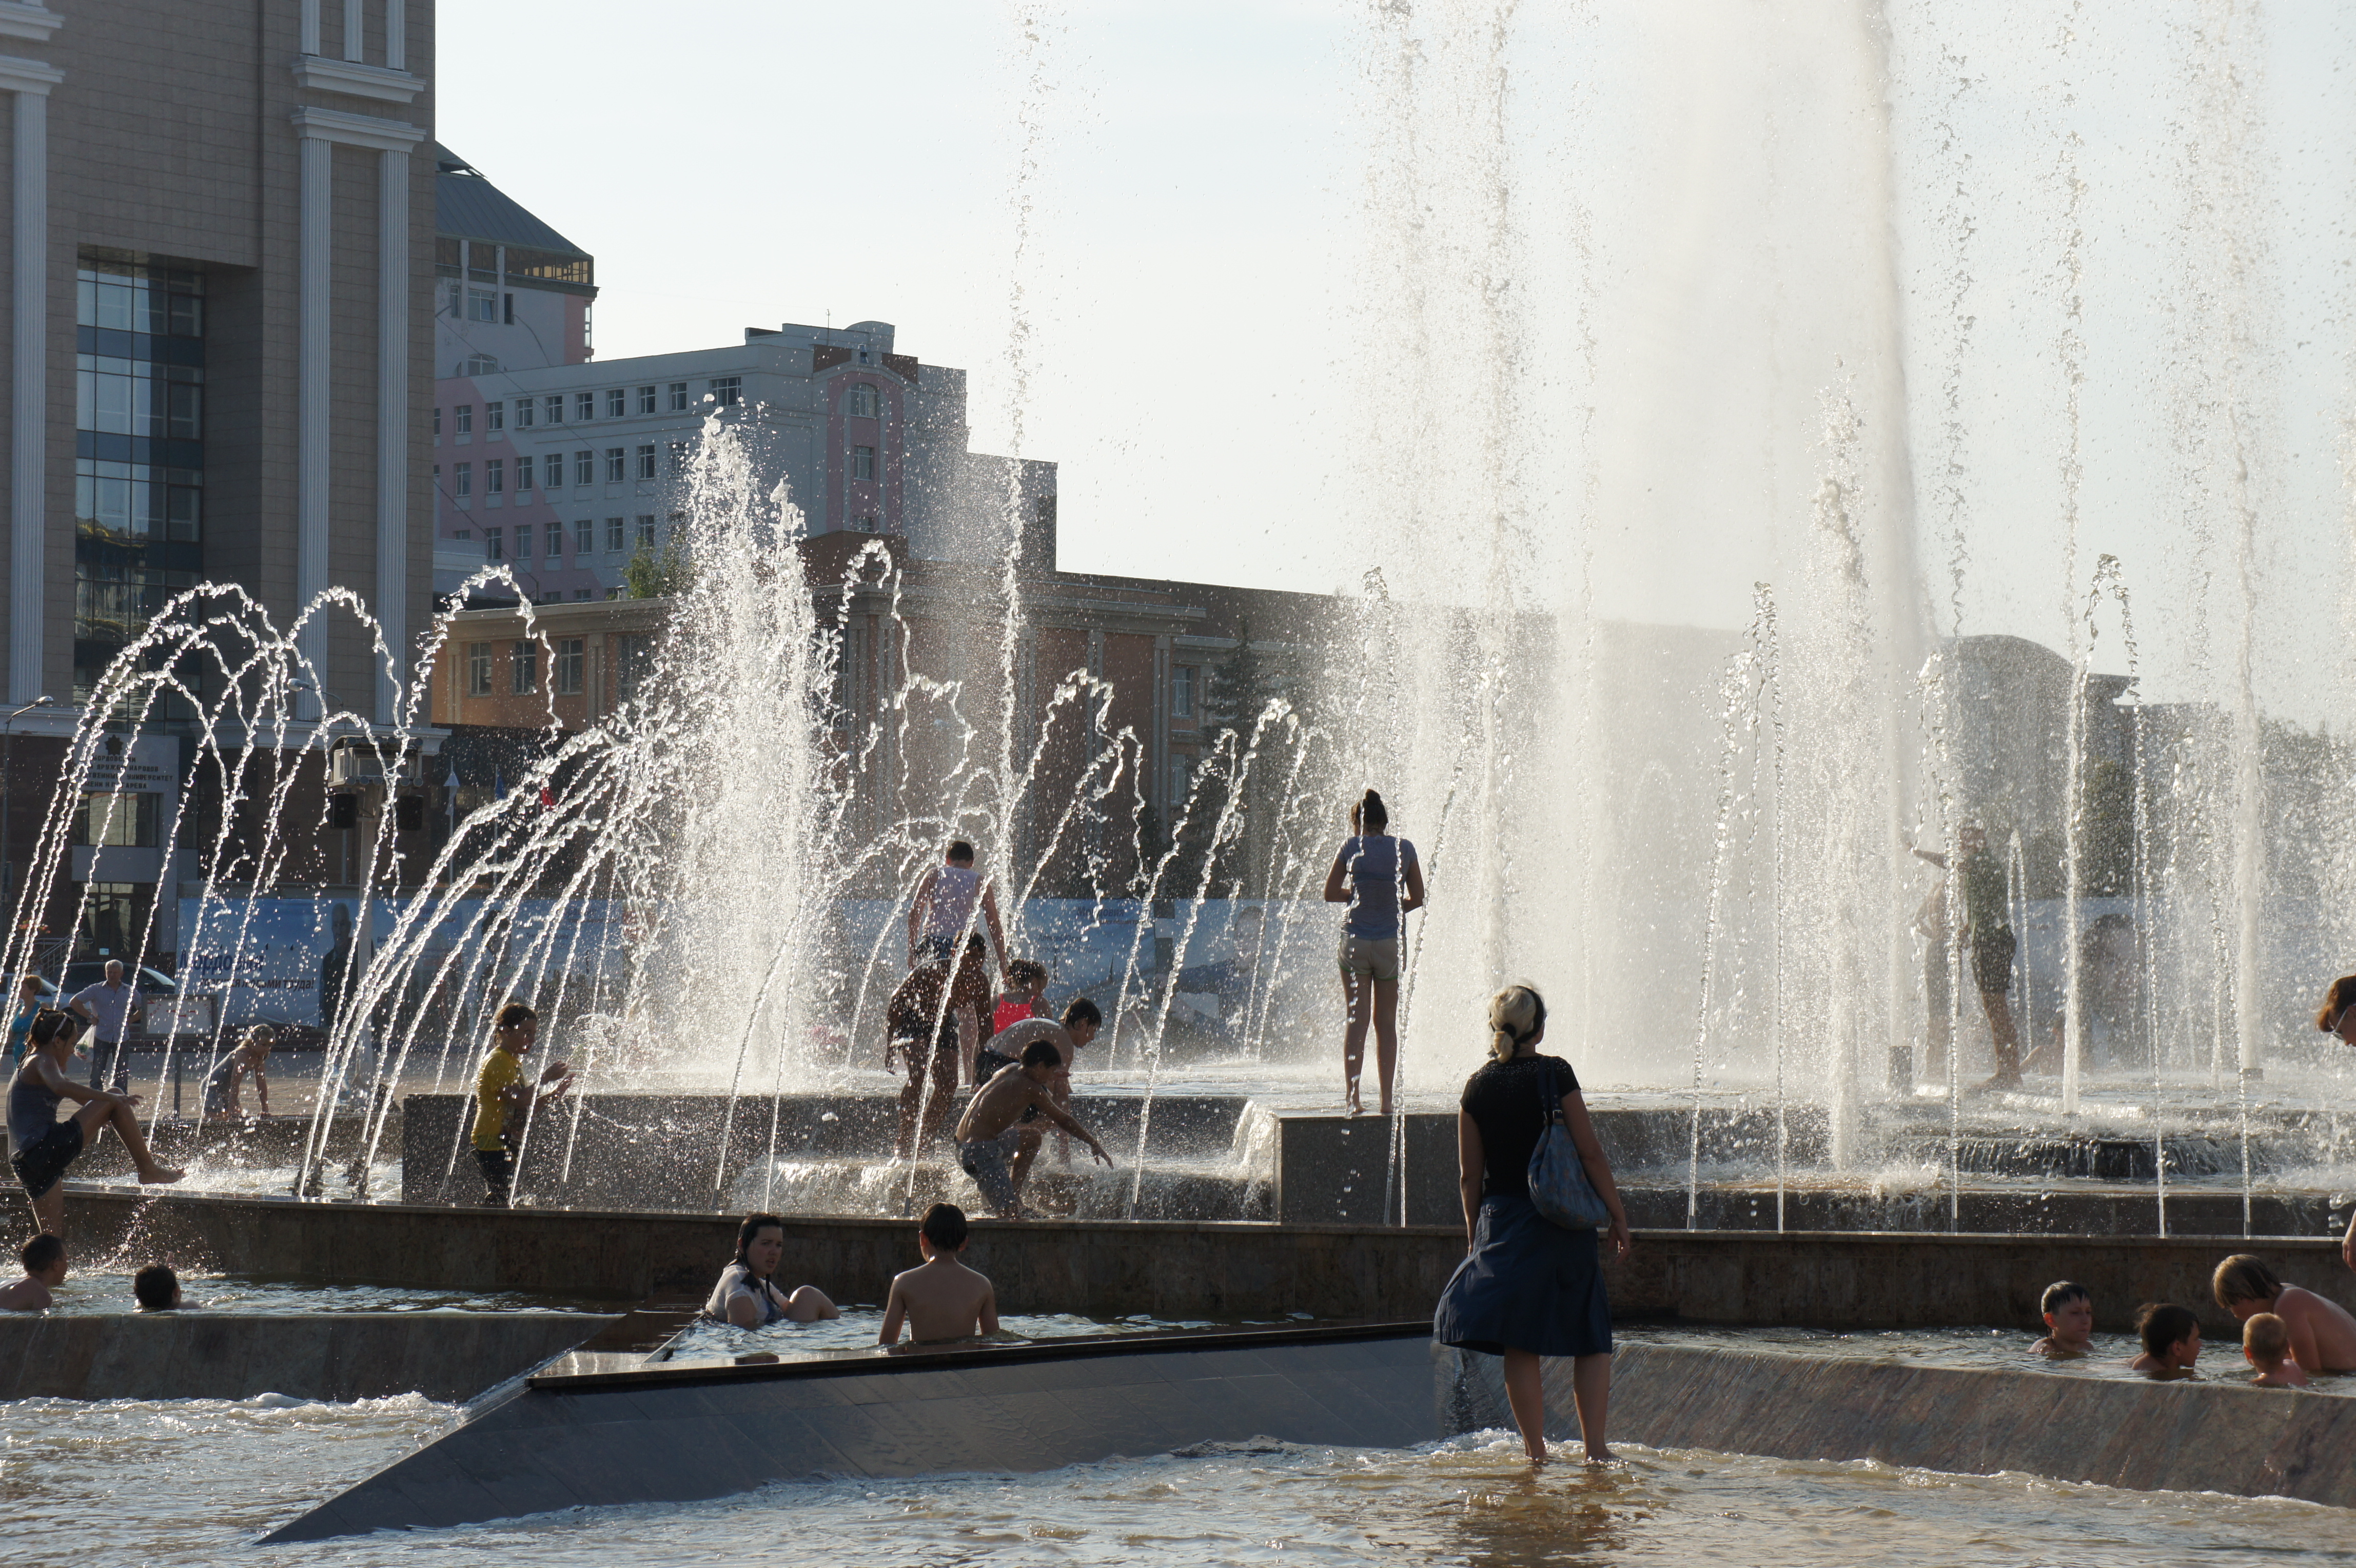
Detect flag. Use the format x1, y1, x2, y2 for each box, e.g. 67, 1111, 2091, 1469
494, 769, 506, 801
539, 783, 555, 809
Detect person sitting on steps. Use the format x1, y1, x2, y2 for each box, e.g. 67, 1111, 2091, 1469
8, 1009, 181, 1238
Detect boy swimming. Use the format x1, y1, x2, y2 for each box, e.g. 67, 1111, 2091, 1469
879, 1203, 998, 1345
2031, 1280, 2094, 1358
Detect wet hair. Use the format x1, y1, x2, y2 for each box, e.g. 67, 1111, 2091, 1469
132, 1264, 178, 1311
2040, 1281, 2091, 1317
1062, 997, 1102, 1031
1020, 1038, 1063, 1070
495, 999, 537, 1032
2318, 976, 2356, 1032
920, 1203, 968, 1250
1007, 960, 1047, 991
19, 1232, 62, 1274
1349, 789, 1389, 835
2135, 1302, 2199, 1358
946, 840, 975, 865
2213, 1253, 2282, 1309
2244, 1312, 2290, 1365
1488, 985, 1546, 1064
734, 1212, 786, 1267
27, 1009, 71, 1047
243, 1024, 277, 1051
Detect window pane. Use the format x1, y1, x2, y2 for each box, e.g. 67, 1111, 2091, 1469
636, 385, 656, 414
576, 391, 595, 421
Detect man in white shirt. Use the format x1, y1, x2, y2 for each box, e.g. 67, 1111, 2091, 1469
68, 961, 140, 1092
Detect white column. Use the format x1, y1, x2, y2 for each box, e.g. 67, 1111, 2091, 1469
300, 0, 321, 56
4, 59, 61, 707
296, 129, 333, 709
384, 0, 405, 72
342, 0, 363, 62
375, 146, 408, 721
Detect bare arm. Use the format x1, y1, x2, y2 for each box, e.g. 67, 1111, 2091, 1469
1322, 850, 1349, 905
1402, 857, 1427, 916
252, 1066, 270, 1116
1457, 1111, 1484, 1251
907, 872, 933, 955
982, 883, 1008, 976
32, 1052, 125, 1110
1033, 1095, 1110, 1164
725, 1285, 762, 1330
1910, 847, 1950, 870
977, 1280, 998, 1337
879, 1280, 906, 1345
2287, 1308, 2323, 1373
2343, 1210, 2355, 1273
1561, 1090, 1633, 1262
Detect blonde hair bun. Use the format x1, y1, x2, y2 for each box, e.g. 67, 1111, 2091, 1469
1487, 985, 1545, 1062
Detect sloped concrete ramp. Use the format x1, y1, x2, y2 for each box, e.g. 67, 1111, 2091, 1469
264, 1322, 1444, 1544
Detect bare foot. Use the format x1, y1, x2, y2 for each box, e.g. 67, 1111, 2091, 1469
1524, 1443, 1549, 1464
138, 1166, 185, 1186
1584, 1446, 1614, 1464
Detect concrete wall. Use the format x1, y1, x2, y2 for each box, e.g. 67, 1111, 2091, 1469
0, 1310, 608, 1402
17, 1189, 2356, 1340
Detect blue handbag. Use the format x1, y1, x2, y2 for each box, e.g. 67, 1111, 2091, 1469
1525, 1062, 1611, 1231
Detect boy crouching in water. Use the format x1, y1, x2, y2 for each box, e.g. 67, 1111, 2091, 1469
880, 1203, 996, 1346
2243, 1313, 2310, 1387
2031, 1280, 2094, 1358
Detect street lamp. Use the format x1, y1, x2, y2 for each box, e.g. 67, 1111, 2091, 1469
3, 694, 56, 942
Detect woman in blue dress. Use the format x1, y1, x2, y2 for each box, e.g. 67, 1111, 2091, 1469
1434, 984, 1632, 1462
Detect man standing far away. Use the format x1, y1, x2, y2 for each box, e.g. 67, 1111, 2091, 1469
907, 840, 1011, 1083
67, 961, 140, 1094
471, 1001, 572, 1207
1911, 822, 2021, 1090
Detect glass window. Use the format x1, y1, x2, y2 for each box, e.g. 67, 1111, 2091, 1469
544, 395, 565, 424
666, 382, 689, 411
635, 443, 656, 480
636, 385, 656, 415
604, 447, 625, 483
515, 454, 533, 491
485, 526, 503, 560
484, 458, 503, 495
554, 637, 584, 695
574, 588, 593, 601
545, 521, 564, 558
511, 641, 538, 695
666, 440, 689, 474
467, 641, 493, 696
709, 376, 741, 407
73, 792, 161, 849
455, 404, 473, 435
575, 391, 596, 422
851, 444, 875, 480
575, 451, 595, 486
454, 462, 472, 498
433, 406, 441, 438
73, 460, 202, 544
636, 516, 656, 550
1171, 665, 1195, 719
847, 384, 877, 418
574, 517, 595, 555
514, 397, 535, 428
486, 400, 505, 432
605, 517, 625, 553
467, 288, 497, 322
604, 388, 624, 418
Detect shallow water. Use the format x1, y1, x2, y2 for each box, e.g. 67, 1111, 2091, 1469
25, 1272, 610, 1317
1619, 1324, 2355, 1393
5, 1397, 2356, 1565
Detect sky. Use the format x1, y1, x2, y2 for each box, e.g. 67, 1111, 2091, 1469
441, 1, 2356, 720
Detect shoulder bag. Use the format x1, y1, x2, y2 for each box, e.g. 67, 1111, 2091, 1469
1525, 1060, 1611, 1230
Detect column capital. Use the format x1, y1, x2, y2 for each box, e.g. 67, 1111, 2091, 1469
291, 56, 425, 105
0, 53, 61, 93
290, 105, 424, 153
0, 4, 61, 45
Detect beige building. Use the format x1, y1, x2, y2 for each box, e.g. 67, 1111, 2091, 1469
1, 0, 438, 723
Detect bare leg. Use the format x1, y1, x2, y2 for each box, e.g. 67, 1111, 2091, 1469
77, 1097, 182, 1184
1340, 970, 1370, 1114
957, 1007, 980, 1087
895, 1064, 925, 1159
783, 1284, 838, 1322
1371, 978, 1400, 1116
1009, 1127, 1043, 1201
920, 1047, 960, 1152
1981, 989, 2021, 1084
1570, 1352, 1613, 1461
27, 1181, 63, 1239
1501, 1348, 1548, 1461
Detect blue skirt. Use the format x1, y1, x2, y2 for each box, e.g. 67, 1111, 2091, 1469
1432, 1192, 1613, 1358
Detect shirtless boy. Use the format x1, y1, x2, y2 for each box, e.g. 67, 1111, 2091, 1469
2243, 1312, 2311, 1387
976, 997, 1102, 1191
2213, 1253, 2356, 1373
2128, 1302, 2201, 1377
8, 1009, 181, 1237
0, 1232, 65, 1309
953, 1038, 1112, 1219
879, 1203, 997, 1345
2031, 1280, 2094, 1358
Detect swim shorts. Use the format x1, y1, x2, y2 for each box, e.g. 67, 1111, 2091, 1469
1972, 927, 2017, 996
10, 1119, 84, 1201
958, 1126, 1025, 1213
474, 1147, 514, 1207
1337, 933, 1401, 983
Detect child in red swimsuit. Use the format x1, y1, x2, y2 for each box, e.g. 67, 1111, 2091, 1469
992, 959, 1048, 1036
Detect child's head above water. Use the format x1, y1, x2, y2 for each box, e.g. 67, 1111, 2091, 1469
2040, 1280, 2093, 1344
2213, 1253, 2283, 1317
1006, 960, 1047, 997
2243, 1311, 2290, 1369
132, 1263, 181, 1311
2135, 1302, 2200, 1365
919, 1203, 968, 1253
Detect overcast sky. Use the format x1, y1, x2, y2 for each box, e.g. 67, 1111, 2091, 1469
443, 1, 2356, 718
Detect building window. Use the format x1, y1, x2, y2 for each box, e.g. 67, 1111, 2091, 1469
511, 641, 538, 694
454, 462, 472, 498
455, 404, 473, 436
574, 517, 595, 555
503, 293, 515, 324
545, 521, 564, 559
484, 527, 503, 561
859, 514, 878, 533
636, 385, 656, 415
573, 588, 593, 601
451, 528, 470, 541
467, 641, 493, 696
554, 637, 584, 695
604, 388, 624, 418
515, 454, 534, 491
461, 352, 500, 377
635, 443, 656, 480
666, 381, 689, 411
1171, 665, 1195, 719
666, 440, 689, 474
432, 406, 441, 438
709, 376, 741, 407
544, 394, 565, 424
514, 397, 535, 428
468, 288, 497, 322
636, 516, 656, 550
486, 400, 504, 432
605, 517, 625, 553
576, 391, 596, 422
484, 458, 503, 495
604, 447, 625, 483
851, 444, 875, 480
847, 384, 877, 418
575, 450, 595, 487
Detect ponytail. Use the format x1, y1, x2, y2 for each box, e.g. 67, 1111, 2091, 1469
1487, 985, 1545, 1062
1350, 788, 1390, 835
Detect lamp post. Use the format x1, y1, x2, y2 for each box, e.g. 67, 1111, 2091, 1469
2, 694, 55, 929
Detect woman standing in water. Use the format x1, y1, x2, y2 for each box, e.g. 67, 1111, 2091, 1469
1434, 984, 1631, 1463
1322, 789, 1424, 1115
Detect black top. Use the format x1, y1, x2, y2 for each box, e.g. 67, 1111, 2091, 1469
1460, 1053, 1578, 1200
